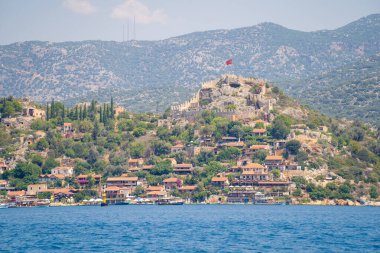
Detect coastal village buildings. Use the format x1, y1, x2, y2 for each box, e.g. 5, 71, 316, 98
163, 178, 183, 191
27, 184, 48, 196
106, 176, 140, 189
52, 167, 74, 177
173, 164, 193, 174
2, 74, 375, 206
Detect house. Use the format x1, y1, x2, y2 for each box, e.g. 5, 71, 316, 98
128, 158, 144, 168
220, 136, 238, 144
76, 174, 102, 187
51, 166, 74, 177
245, 144, 270, 155
0, 180, 8, 189
268, 140, 287, 149
7, 190, 26, 198
211, 177, 229, 189
113, 106, 126, 117
240, 171, 269, 182
256, 181, 291, 188
220, 141, 245, 148
104, 186, 130, 204
227, 190, 256, 203
241, 163, 266, 173
163, 178, 183, 191
228, 166, 242, 173
178, 185, 197, 194
146, 186, 165, 192
62, 123, 73, 133
0, 161, 9, 174
265, 156, 285, 171
27, 184, 48, 196
39, 188, 76, 201
173, 164, 193, 174
128, 167, 141, 173
171, 144, 184, 153
106, 176, 139, 189
142, 165, 155, 172
38, 174, 65, 183
22, 107, 45, 119
252, 129, 267, 136
146, 191, 167, 198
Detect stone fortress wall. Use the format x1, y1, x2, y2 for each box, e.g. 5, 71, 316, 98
170, 74, 275, 121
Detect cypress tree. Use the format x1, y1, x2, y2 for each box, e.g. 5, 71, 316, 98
46, 103, 50, 121
83, 105, 87, 119
110, 97, 114, 118
92, 119, 99, 140
62, 104, 65, 121
75, 106, 78, 120
103, 104, 106, 122
106, 104, 110, 119
79, 106, 83, 121
99, 106, 103, 123
51, 99, 55, 119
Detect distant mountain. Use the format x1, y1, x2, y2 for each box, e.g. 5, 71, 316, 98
290, 54, 380, 125
0, 14, 379, 117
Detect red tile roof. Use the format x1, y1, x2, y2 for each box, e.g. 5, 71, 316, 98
163, 178, 181, 183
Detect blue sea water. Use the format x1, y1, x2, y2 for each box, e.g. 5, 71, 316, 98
0, 205, 379, 252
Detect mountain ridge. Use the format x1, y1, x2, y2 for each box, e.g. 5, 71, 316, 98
0, 14, 379, 121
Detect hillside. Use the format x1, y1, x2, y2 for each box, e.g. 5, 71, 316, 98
1, 75, 379, 205
290, 54, 380, 125
0, 14, 379, 118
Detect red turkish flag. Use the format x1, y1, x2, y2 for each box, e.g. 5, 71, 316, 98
225, 59, 233, 65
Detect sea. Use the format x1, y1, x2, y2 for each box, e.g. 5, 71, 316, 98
0, 205, 379, 252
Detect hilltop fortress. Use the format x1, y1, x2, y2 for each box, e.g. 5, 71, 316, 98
170, 74, 276, 122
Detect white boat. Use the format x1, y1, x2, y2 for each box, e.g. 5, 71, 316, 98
0, 203, 9, 209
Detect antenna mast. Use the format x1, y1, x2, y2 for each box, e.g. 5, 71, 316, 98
134, 16, 136, 40
127, 18, 130, 41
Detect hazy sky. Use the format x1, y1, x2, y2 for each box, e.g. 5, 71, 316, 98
0, 0, 379, 44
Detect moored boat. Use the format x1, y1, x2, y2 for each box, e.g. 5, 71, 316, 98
0, 203, 9, 209
156, 197, 185, 205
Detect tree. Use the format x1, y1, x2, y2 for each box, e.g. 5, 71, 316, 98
150, 160, 173, 176
295, 151, 308, 163
36, 138, 49, 151
129, 142, 146, 158
133, 185, 145, 197
92, 120, 99, 140
205, 161, 226, 177
369, 185, 378, 199
217, 147, 241, 161
151, 141, 171, 156
12, 163, 41, 183
292, 188, 302, 197
270, 118, 290, 139
46, 103, 50, 121
271, 169, 281, 179
253, 149, 268, 163
286, 140, 301, 155
31, 154, 44, 166
133, 127, 146, 137
51, 99, 55, 119
349, 127, 365, 141
42, 158, 59, 174
110, 97, 114, 118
